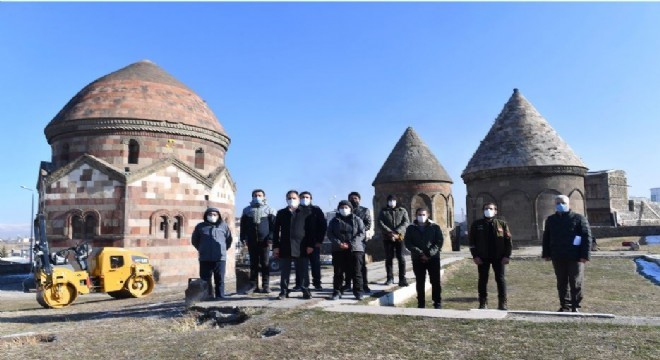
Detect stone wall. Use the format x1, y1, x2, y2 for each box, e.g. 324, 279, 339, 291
591, 226, 660, 239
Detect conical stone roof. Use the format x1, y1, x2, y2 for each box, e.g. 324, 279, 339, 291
462, 89, 586, 178
373, 127, 452, 185
45, 60, 228, 147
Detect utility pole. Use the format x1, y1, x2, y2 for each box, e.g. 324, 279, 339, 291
20, 186, 35, 268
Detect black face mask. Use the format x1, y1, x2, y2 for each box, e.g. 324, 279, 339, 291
349, 200, 359, 208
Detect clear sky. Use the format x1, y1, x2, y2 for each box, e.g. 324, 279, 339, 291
1, 2, 659, 238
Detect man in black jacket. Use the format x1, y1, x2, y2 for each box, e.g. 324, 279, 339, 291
343, 191, 373, 293
378, 194, 410, 286
273, 190, 315, 300
469, 202, 512, 310
239, 189, 276, 294
327, 200, 366, 300
404, 208, 443, 309
293, 191, 327, 291
542, 195, 592, 313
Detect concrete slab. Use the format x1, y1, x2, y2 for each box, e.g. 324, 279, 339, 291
324, 305, 508, 320
508, 310, 616, 319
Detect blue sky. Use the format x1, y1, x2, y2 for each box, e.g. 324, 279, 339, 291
1, 2, 659, 238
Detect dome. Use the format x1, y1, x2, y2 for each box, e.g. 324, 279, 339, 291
462, 89, 586, 177
373, 127, 453, 185
45, 60, 229, 148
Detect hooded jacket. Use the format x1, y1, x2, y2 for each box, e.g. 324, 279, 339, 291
327, 213, 366, 253
191, 208, 233, 261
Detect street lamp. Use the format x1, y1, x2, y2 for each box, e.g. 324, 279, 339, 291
20, 186, 35, 268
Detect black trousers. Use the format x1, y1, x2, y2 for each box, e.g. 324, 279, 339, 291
333, 251, 364, 294
552, 259, 585, 309
343, 249, 368, 288
412, 258, 441, 306
248, 241, 270, 287
477, 258, 507, 300
301, 245, 322, 287
280, 256, 309, 293
384, 240, 406, 280
199, 260, 226, 298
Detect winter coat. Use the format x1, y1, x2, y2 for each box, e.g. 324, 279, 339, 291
191, 209, 233, 262
327, 214, 366, 253
469, 218, 512, 259
353, 205, 372, 232
378, 206, 410, 240
239, 202, 276, 245
404, 221, 444, 261
273, 206, 315, 258
305, 205, 328, 246
542, 210, 592, 261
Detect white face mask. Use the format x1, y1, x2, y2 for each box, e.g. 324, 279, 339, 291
206, 214, 219, 223
300, 198, 311, 206
387, 200, 396, 207
417, 215, 427, 223
483, 209, 496, 218
287, 199, 299, 208
338, 208, 351, 216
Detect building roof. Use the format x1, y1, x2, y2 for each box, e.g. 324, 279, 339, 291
45, 60, 226, 138
373, 127, 452, 185
462, 89, 586, 177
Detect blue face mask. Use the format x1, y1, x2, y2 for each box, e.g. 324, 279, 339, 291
252, 197, 264, 205
556, 203, 569, 213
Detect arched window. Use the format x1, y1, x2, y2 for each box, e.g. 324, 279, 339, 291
159, 215, 169, 239
173, 215, 184, 239
84, 214, 97, 238
72, 215, 83, 239
195, 148, 204, 169
62, 143, 70, 163
128, 139, 140, 164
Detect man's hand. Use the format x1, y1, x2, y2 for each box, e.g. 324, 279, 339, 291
473, 257, 483, 265
501, 257, 510, 265
420, 254, 428, 263
273, 248, 279, 259
306, 247, 314, 255
578, 258, 589, 263
340, 243, 349, 250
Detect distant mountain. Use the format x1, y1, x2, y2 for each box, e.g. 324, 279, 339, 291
0, 223, 30, 240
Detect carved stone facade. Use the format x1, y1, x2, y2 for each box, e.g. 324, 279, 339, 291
462, 89, 588, 245
372, 127, 454, 257
39, 60, 236, 286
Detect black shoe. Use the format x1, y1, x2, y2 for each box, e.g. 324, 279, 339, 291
398, 279, 409, 287
363, 286, 371, 294
276, 292, 286, 300
433, 302, 442, 309
342, 284, 352, 292
302, 291, 312, 300
354, 293, 364, 300
417, 304, 425, 309
330, 292, 341, 300
253, 287, 261, 294
571, 308, 580, 313
498, 299, 508, 311
261, 287, 271, 294
314, 285, 323, 291
291, 286, 302, 292
478, 298, 488, 309
558, 307, 571, 312
384, 278, 394, 285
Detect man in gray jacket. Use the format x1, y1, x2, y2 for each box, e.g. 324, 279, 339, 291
378, 194, 410, 286
240, 189, 276, 294
542, 195, 592, 313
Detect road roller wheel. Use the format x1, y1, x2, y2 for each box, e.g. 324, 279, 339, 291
126, 275, 155, 298
37, 283, 78, 308
108, 290, 130, 299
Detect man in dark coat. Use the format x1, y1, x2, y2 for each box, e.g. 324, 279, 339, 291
191, 207, 233, 299
295, 191, 327, 291
542, 195, 592, 313
240, 189, 276, 293
343, 191, 373, 293
378, 194, 410, 286
273, 190, 315, 300
404, 208, 443, 309
469, 202, 512, 310
327, 200, 366, 300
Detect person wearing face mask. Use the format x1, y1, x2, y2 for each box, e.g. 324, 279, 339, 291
327, 200, 366, 300
273, 190, 315, 300
240, 189, 276, 294
468, 202, 512, 310
292, 191, 327, 291
191, 207, 233, 299
404, 208, 444, 309
342, 191, 373, 293
542, 195, 592, 313
378, 194, 410, 286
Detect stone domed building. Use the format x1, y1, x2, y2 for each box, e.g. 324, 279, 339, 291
39, 60, 236, 285
372, 127, 454, 253
461, 89, 588, 244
